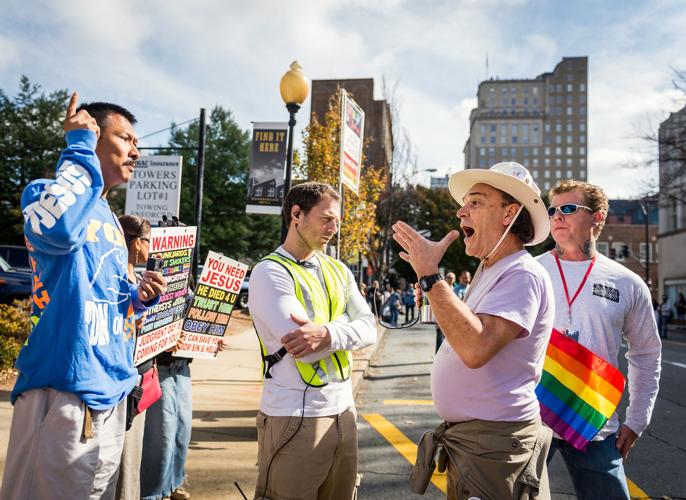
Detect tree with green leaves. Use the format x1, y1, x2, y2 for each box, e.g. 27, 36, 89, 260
0, 76, 69, 244
164, 107, 280, 263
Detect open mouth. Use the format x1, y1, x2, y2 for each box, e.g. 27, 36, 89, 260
462, 225, 475, 241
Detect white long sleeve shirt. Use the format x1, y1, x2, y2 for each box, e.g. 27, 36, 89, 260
537, 252, 662, 438
248, 247, 376, 417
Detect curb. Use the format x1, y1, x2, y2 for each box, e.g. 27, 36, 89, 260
352, 324, 387, 397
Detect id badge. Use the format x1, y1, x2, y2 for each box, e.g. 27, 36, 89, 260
563, 328, 580, 341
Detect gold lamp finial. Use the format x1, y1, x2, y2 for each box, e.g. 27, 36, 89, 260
280, 60, 310, 105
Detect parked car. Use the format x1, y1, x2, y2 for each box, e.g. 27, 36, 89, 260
0, 256, 32, 304
0, 245, 31, 272
236, 275, 249, 310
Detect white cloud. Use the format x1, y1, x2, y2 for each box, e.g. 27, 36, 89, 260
0, 35, 19, 71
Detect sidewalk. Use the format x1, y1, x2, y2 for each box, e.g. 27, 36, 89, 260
0, 311, 385, 499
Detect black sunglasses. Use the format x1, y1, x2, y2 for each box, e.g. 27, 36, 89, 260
547, 203, 594, 217
371, 287, 423, 330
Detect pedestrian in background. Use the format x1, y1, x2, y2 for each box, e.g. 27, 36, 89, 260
403, 284, 416, 322
453, 270, 471, 300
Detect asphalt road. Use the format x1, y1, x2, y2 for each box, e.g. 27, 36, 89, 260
356, 323, 686, 499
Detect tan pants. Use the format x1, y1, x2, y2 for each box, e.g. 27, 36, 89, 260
0, 388, 126, 500
443, 419, 551, 500
254, 408, 358, 500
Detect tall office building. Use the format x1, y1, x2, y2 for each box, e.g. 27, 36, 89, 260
463, 57, 588, 192
310, 78, 393, 174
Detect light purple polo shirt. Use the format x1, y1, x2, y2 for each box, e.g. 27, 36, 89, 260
431, 250, 554, 423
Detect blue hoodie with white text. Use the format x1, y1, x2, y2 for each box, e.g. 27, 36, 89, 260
12, 129, 156, 410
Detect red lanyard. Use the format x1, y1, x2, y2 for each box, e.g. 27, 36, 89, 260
554, 253, 595, 324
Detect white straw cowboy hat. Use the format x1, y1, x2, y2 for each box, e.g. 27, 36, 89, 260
448, 162, 550, 246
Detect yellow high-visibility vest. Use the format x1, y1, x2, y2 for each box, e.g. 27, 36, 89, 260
256, 252, 352, 387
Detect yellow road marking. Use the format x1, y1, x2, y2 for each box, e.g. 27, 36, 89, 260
362, 413, 446, 493
364, 413, 650, 498
383, 399, 433, 406
627, 478, 650, 499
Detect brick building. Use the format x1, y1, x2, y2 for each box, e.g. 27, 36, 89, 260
596, 199, 659, 298
310, 78, 393, 174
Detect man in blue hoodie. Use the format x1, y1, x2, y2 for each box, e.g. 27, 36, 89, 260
0, 92, 166, 499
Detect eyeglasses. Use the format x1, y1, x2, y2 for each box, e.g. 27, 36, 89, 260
371, 287, 423, 330
547, 203, 594, 217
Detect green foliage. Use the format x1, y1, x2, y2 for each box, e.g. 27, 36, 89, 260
388, 185, 480, 281
166, 107, 280, 263
0, 299, 32, 370
0, 76, 69, 244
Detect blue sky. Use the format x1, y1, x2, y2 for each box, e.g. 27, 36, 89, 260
1, 0, 685, 197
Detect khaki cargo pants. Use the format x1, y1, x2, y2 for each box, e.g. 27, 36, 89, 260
254, 408, 358, 500
412, 417, 552, 500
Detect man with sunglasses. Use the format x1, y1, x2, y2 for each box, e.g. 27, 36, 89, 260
394, 162, 555, 499
249, 182, 376, 500
537, 180, 661, 499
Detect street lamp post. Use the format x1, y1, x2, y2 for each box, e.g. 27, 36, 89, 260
279, 61, 310, 242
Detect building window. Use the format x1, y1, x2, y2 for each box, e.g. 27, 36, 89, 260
544, 181, 551, 190
544, 170, 550, 178
500, 136, 507, 144
481, 136, 486, 144
566, 158, 573, 166
555, 158, 562, 167
580, 135, 586, 143
254, 186, 263, 196
556, 147, 561, 155
523, 148, 530, 156
512, 136, 518, 143
580, 83, 586, 92
533, 158, 539, 167
533, 170, 539, 179
545, 135, 551, 145
567, 84, 573, 92
489, 87, 495, 93
566, 147, 572, 155
567, 95, 573, 104
612, 242, 626, 262
566, 135, 573, 143
639, 242, 653, 263
511, 148, 517, 156
580, 123, 586, 132
597, 241, 609, 257
480, 125, 486, 134
580, 169, 586, 177
566, 169, 573, 177
555, 123, 562, 132
523, 159, 530, 167
533, 147, 539, 155
545, 124, 551, 132
524, 97, 529, 105
267, 186, 275, 197
580, 106, 586, 114
522, 135, 529, 144
480, 148, 486, 156
502, 98, 508, 106
501, 147, 508, 156
533, 87, 539, 95
479, 158, 487, 167
490, 136, 496, 144
580, 94, 586, 104
556, 170, 562, 178
502, 87, 508, 94
488, 147, 495, 156
491, 124, 497, 132
512, 98, 516, 105
545, 158, 551, 167
545, 147, 550, 155
556, 135, 562, 144
533, 97, 539, 105
512, 124, 518, 134
567, 107, 573, 115
567, 122, 573, 132
580, 147, 586, 155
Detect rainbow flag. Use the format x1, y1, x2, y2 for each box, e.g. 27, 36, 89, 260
536, 328, 626, 451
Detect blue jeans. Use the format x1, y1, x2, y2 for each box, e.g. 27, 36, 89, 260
547, 435, 630, 500
390, 306, 399, 326
140, 361, 193, 500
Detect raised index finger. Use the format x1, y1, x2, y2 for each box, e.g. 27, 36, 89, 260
66, 92, 79, 118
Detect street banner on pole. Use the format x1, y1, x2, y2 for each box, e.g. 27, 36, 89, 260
134, 225, 196, 365
175, 251, 248, 359
340, 91, 365, 195
246, 122, 288, 215
125, 155, 183, 224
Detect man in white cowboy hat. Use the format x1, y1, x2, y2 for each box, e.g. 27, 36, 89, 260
394, 162, 555, 499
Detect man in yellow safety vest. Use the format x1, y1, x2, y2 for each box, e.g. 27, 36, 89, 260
249, 182, 376, 500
